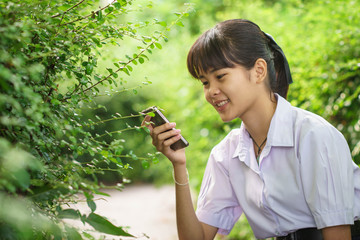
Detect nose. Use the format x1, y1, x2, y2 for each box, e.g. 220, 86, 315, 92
208, 83, 221, 97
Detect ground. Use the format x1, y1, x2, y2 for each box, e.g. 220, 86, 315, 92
66, 184, 180, 240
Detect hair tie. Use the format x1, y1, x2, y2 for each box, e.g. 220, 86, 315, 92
263, 32, 293, 84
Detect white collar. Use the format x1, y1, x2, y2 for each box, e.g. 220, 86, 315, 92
232, 94, 295, 159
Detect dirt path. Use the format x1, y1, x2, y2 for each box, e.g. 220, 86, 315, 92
66, 184, 181, 240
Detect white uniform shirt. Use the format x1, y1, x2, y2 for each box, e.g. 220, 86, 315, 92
196, 94, 360, 239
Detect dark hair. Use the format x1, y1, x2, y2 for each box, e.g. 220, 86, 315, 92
187, 19, 290, 99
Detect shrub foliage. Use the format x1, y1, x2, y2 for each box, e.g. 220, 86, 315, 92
0, 0, 190, 238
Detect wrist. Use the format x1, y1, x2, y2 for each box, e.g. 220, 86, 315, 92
172, 161, 186, 169
172, 168, 189, 186
172, 162, 189, 186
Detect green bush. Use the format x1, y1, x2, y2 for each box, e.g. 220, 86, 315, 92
0, 0, 190, 238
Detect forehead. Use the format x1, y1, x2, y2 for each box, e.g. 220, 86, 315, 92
199, 65, 250, 79
197, 67, 221, 79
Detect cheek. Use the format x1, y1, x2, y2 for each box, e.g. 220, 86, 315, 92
204, 89, 211, 103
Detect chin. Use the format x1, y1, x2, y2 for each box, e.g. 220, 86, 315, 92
220, 115, 236, 123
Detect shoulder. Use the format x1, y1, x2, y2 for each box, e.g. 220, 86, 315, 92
209, 128, 242, 164
292, 106, 342, 138
291, 106, 349, 151
213, 128, 242, 151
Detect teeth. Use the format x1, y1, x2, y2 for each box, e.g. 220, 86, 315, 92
216, 100, 229, 107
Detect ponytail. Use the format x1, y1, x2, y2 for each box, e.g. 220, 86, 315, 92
263, 32, 292, 99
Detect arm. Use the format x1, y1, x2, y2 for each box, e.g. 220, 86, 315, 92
322, 225, 351, 240
173, 163, 218, 240
142, 116, 218, 240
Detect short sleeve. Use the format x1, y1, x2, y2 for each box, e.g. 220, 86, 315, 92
299, 125, 354, 228
196, 147, 242, 235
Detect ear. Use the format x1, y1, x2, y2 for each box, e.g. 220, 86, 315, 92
252, 58, 267, 84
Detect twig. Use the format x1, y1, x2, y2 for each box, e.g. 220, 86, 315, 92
85, 114, 142, 127
51, 0, 86, 18
94, 127, 140, 139
59, 0, 117, 26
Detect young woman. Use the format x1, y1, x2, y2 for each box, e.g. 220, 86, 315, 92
142, 19, 360, 240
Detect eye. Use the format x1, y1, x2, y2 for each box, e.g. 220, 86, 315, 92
216, 73, 226, 80
201, 81, 209, 86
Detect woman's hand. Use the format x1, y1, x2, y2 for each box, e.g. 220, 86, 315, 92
142, 115, 186, 166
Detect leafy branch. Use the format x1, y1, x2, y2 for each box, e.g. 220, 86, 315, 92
51, 0, 86, 18
58, 0, 125, 27
65, 5, 192, 99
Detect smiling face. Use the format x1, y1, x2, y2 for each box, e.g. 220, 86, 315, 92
199, 65, 261, 122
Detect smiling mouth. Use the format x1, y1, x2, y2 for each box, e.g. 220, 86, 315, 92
215, 99, 230, 107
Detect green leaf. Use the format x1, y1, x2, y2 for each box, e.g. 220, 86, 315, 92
152, 157, 159, 164
51, 99, 61, 105
94, 75, 101, 81
97, 10, 103, 21
118, 0, 127, 6
58, 4, 71, 11
80, 77, 88, 85
86, 64, 93, 75
142, 160, 150, 169
82, 232, 95, 240
147, 112, 155, 117
65, 226, 83, 240
157, 21, 167, 27
58, 209, 80, 220
86, 213, 133, 236
176, 21, 185, 27
122, 68, 130, 76
71, 94, 80, 103
87, 199, 97, 213
113, 2, 121, 9
94, 190, 111, 197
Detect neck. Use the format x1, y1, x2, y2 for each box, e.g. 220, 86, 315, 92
242, 92, 277, 144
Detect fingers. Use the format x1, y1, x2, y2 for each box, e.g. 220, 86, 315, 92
161, 131, 182, 148
142, 113, 182, 151
149, 122, 182, 152
157, 128, 181, 141
152, 122, 176, 135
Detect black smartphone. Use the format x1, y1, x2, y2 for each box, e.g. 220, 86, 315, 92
141, 106, 189, 151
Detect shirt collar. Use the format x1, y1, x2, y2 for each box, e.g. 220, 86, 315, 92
232, 93, 294, 159
267, 94, 294, 147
